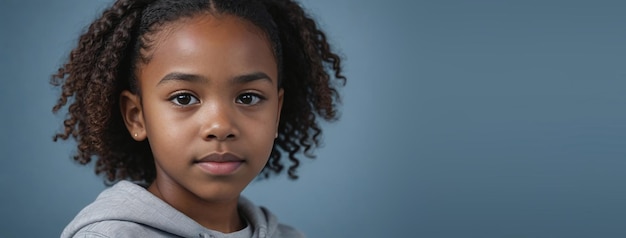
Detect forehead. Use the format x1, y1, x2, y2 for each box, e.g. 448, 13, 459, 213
146, 13, 272, 59
136, 13, 278, 85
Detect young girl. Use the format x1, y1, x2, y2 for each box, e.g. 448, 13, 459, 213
51, 0, 345, 237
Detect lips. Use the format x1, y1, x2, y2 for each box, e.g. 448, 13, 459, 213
194, 153, 244, 175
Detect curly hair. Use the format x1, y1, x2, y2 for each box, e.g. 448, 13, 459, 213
51, 0, 345, 185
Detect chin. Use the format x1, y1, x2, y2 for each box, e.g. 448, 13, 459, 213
191, 180, 247, 202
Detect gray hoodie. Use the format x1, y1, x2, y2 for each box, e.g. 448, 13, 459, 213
61, 181, 304, 238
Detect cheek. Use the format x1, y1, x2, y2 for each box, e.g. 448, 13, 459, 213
258, 108, 279, 131
143, 105, 196, 155
242, 113, 278, 154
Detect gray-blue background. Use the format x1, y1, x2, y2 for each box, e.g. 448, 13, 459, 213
1, 0, 625, 237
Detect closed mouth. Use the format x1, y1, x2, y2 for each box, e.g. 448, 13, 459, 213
194, 152, 245, 175
195, 152, 244, 163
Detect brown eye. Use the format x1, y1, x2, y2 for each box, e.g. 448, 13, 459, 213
169, 93, 199, 106
236, 93, 263, 105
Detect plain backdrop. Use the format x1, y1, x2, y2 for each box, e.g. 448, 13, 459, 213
1, 0, 626, 237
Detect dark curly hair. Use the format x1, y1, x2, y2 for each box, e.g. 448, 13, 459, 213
51, 0, 345, 184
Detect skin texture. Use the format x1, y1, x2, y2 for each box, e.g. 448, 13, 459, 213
120, 14, 283, 232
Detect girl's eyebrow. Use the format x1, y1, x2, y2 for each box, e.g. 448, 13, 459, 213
157, 72, 207, 85
232, 72, 272, 85
157, 72, 272, 85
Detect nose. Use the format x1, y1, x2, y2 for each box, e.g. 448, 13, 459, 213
200, 103, 239, 141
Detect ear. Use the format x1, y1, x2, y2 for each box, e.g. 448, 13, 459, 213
120, 90, 147, 141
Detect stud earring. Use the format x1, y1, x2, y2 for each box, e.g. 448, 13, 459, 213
134, 133, 138, 137
275, 132, 278, 138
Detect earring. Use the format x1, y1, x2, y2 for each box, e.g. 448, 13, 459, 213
275, 132, 278, 138
134, 133, 138, 137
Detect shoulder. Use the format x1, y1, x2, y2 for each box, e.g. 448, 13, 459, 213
62, 181, 195, 238
71, 220, 173, 238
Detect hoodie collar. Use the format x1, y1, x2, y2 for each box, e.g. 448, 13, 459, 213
61, 180, 278, 238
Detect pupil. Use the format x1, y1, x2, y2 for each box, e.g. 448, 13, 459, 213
241, 95, 252, 104
177, 95, 191, 105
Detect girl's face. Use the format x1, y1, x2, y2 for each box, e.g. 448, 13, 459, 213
122, 14, 282, 203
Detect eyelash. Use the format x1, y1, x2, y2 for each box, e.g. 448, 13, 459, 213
168, 92, 199, 106
236, 92, 265, 105
167, 92, 266, 107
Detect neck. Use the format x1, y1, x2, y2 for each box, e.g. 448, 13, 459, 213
147, 180, 245, 233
